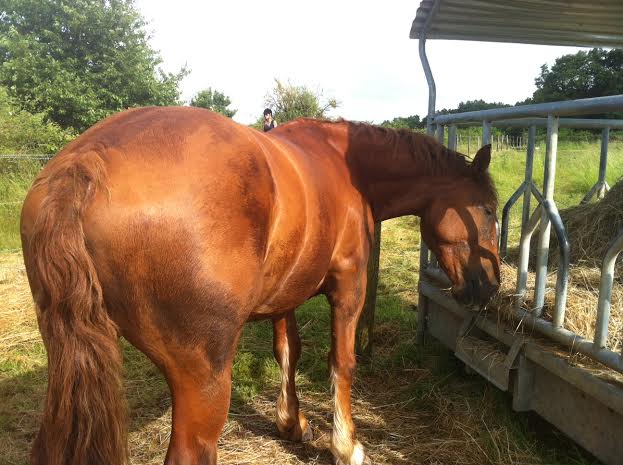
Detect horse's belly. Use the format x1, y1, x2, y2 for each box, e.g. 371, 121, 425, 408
249, 243, 332, 318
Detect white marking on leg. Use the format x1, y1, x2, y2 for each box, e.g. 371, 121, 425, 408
351, 442, 366, 465
331, 370, 366, 465
276, 344, 291, 430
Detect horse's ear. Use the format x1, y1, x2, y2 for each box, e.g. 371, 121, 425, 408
472, 144, 491, 172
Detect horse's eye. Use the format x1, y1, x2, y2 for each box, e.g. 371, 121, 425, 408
483, 207, 493, 217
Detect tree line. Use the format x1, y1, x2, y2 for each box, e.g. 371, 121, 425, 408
1, 0, 621, 153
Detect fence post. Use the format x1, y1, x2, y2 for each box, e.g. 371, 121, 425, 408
356, 222, 382, 359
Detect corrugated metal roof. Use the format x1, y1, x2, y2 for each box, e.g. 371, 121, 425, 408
410, 0, 623, 48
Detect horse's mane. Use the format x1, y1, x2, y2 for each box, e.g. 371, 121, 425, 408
314, 118, 498, 204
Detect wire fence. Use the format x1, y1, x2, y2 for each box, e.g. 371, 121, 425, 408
0, 154, 53, 160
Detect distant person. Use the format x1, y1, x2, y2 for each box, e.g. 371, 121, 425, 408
263, 108, 277, 132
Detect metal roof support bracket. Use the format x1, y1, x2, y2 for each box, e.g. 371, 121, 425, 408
418, 0, 441, 136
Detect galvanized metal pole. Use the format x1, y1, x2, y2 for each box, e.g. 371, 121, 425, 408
500, 185, 528, 258
534, 115, 559, 315
543, 200, 570, 328
594, 229, 623, 350
510, 125, 539, 290
522, 126, 537, 233
418, 15, 438, 136
417, 3, 440, 343
482, 121, 492, 147
516, 207, 542, 308
448, 125, 457, 150
437, 124, 445, 145
433, 95, 623, 125
598, 127, 610, 199
581, 127, 611, 204
430, 121, 445, 269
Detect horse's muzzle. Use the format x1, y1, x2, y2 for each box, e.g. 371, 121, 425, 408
452, 272, 499, 308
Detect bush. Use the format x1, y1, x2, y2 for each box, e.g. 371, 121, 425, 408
0, 87, 74, 154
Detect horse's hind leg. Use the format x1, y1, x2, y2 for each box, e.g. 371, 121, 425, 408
272, 311, 312, 442
162, 343, 239, 465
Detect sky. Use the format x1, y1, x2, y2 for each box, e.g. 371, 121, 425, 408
134, 0, 589, 125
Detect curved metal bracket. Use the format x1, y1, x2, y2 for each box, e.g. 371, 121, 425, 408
582, 127, 611, 205
594, 229, 623, 350
500, 182, 529, 258
542, 200, 570, 328
499, 182, 544, 258
418, 0, 440, 135
581, 181, 610, 204
530, 183, 545, 204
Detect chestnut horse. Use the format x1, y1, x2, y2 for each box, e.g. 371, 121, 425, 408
20, 107, 499, 465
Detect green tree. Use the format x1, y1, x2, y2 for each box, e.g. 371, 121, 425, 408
0, 0, 188, 132
0, 86, 74, 153
531, 48, 623, 103
381, 115, 423, 130
190, 88, 236, 118
264, 79, 339, 124
437, 100, 511, 115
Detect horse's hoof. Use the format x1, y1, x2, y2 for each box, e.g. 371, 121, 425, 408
331, 442, 372, 465
301, 423, 313, 442
277, 424, 313, 442
332, 456, 373, 465
277, 412, 313, 442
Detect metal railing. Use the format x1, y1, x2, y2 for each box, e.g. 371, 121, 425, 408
423, 95, 623, 374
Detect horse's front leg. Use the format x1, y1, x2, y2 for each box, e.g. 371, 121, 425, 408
327, 271, 372, 465
272, 311, 313, 442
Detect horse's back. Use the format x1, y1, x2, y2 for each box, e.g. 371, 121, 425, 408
23, 108, 276, 340
23, 108, 350, 334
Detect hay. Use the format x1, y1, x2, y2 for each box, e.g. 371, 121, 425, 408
0, 252, 40, 356
491, 178, 623, 378
553, 177, 623, 268
490, 262, 623, 378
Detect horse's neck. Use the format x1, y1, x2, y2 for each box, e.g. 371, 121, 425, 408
281, 120, 466, 221
345, 124, 464, 221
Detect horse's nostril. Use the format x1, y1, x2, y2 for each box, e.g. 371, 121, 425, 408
483, 282, 499, 303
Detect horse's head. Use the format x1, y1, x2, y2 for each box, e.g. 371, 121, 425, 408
420, 145, 500, 308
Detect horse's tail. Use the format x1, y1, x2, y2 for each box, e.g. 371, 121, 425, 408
22, 152, 126, 465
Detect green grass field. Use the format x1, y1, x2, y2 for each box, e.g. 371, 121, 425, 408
2, 138, 620, 464
0, 158, 47, 251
